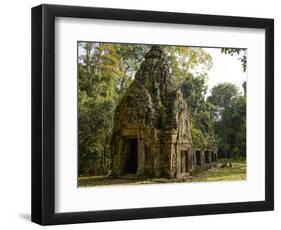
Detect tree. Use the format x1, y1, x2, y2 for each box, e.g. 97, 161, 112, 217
78, 42, 214, 176
114, 44, 149, 96
207, 83, 240, 120
78, 43, 120, 175
180, 73, 216, 149
225, 96, 246, 157
163, 46, 213, 87
208, 83, 246, 158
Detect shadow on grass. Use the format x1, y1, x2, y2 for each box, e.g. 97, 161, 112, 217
78, 157, 246, 187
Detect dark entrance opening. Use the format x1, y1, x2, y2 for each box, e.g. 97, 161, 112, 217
196, 151, 201, 166
185, 151, 189, 172
125, 138, 138, 174
204, 151, 209, 164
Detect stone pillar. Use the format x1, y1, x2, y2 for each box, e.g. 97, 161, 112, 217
137, 130, 145, 176
176, 144, 181, 178
170, 143, 177, 178
201, 150, 205, 165
189, 150, 194, 172
112, 136, 123, 176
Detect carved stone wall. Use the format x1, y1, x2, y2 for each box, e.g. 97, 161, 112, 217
111, 46, 216, 179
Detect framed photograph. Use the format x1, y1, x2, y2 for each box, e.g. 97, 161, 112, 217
31, 4, 274, 225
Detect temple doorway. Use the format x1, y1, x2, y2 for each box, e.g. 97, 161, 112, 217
124, 138, 138, 174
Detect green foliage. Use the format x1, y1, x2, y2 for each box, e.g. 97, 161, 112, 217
208, 83, 246, 158
162, 46, 213, 87
180, 73, 216, 148
207, 82, 240, 120
78, 42, 246, 176
78, 42, 150, 176
191, 126, 206, 147
78, 42, 145, 176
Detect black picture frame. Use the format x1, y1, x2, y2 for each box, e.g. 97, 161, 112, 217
31, 4, 274, 225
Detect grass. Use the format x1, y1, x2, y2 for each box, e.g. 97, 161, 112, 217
78, 157, 246, 187
190, 158, 246, 182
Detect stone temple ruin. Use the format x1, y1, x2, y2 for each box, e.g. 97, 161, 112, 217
111, 46, 217, 179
